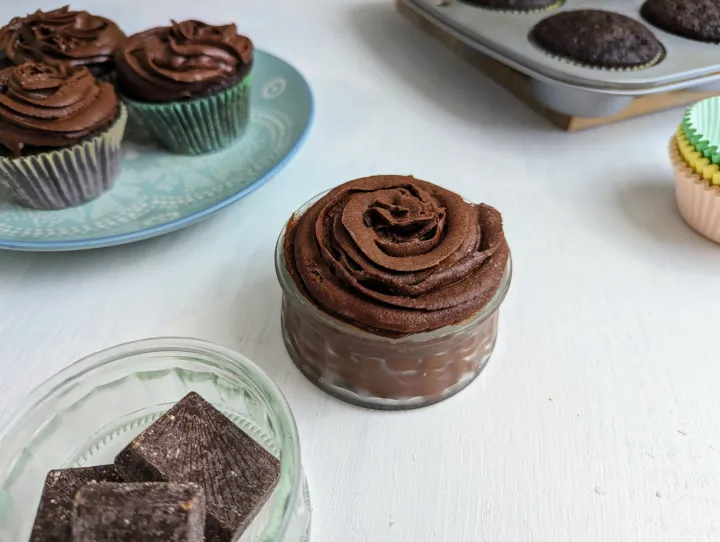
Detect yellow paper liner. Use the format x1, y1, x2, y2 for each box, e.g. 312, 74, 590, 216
669, 137, 720, 245
674, 126, 720, 185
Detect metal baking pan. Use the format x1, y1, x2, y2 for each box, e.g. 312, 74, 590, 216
403, 0, 720, 117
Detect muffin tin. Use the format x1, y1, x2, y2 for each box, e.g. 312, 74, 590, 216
404, 0, 720, 117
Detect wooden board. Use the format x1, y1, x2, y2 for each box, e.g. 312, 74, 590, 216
396, 0, 720, 130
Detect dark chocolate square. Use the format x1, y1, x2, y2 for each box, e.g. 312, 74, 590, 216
115, 392, 281, 542
71, 482, 205, 542
29, 465, 122, 542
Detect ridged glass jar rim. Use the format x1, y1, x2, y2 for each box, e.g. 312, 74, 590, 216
274, 190, 513, 344
0, 337, 303, 542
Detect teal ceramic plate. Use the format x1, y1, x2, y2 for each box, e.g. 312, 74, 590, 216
0, 51, 313, 252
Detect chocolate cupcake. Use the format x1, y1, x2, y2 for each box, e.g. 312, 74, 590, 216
115, 20, 253, 155
0, 6, 125, 79
0, 63, 127, 210
463, 0, 561, 12
276, 175, 512, 409
531, 10, 664, 69
641, 0, 720, 43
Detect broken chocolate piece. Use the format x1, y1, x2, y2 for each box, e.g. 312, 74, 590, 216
29, 465, 122, 542
115, 392, 281, 542
72, 482, 205, 542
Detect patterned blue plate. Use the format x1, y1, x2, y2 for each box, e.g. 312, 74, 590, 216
0, 51, 313, 251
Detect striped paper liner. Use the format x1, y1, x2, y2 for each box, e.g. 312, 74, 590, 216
0, 104, 128, 210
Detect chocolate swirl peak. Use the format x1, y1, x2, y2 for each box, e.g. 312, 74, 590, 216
284, 176, 510, 337
0, 63, 118, 157
0, 6, 125, 77
116, 20, 253, 102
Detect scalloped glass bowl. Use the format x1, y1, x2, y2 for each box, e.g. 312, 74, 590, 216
0, 338, 311, 542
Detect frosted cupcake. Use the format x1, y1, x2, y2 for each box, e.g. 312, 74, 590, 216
0, 6, 125, 79
115, 20, 253, 155
0, 63, 127, 210
671, 97, 720, 244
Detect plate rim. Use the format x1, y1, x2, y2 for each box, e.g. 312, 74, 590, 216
0, 50, 314, 252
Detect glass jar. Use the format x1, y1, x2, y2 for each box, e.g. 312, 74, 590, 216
275, 196, 512, 411
0, 338, 311, 542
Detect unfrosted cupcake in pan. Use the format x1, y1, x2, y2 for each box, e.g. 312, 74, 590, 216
531, 10, 664, 69
462, 0, 562, 12
115, 20, 253, 155
0, 6, 125, 79
641, 0, 720, 43
0, 62, 127, 210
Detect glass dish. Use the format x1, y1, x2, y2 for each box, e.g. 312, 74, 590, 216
0, 338, 311, 542
275, 193, 512, 411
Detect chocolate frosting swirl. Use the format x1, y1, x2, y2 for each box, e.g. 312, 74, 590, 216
116, 20, 253, 102
0, 63, 118, 157
0, 6, 125, 77
284, 176, 510, 337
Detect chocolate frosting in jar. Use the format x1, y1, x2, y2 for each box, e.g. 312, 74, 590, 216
284, 175, 510, 337
0, 6, 125, 77
115, 20, 254, 102
0, 63, 119, 157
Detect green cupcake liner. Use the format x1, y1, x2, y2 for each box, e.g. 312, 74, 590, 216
96, 72, 115, 84
121, 74, 252, 155
0, 104, 128, 210
681, 97, 720, 165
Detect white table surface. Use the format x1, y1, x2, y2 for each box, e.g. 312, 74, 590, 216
1, 1, 719, 540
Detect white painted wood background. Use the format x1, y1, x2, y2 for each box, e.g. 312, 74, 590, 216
1, 0, 719, 540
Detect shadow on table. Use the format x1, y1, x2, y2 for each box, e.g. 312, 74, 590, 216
612, 180, 720, 274
0, 213, 218, 277
0, 218, 325, 403
226, 271, 330, 407
349, 3, 551, 132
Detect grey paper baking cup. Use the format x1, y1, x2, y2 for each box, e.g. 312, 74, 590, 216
460, 0, 564, 14
0, 104, 128, 211
120, 74, 252, 155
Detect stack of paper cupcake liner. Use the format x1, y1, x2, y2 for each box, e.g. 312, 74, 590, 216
671, 97, 720, 244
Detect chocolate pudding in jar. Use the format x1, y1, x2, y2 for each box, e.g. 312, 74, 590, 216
276, 175, 511, 410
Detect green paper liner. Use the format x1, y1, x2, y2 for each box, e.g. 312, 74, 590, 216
120, 74, 252, 155
681, 97, 720, 164
0, 104, 127, 210
96, 72, 115, 84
